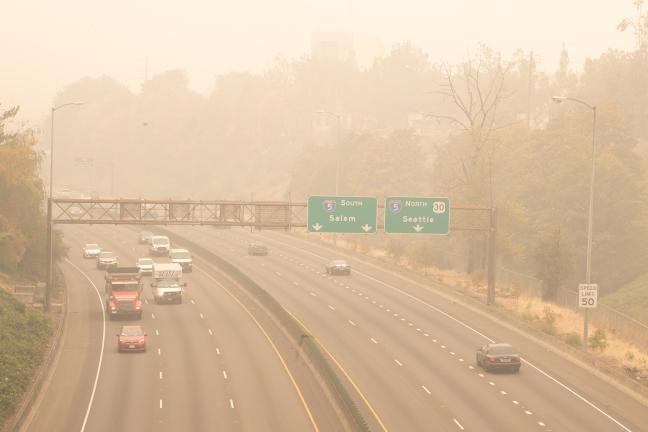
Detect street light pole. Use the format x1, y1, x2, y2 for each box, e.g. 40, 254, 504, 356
552, 96, 597, 349
45, 102, 83, 312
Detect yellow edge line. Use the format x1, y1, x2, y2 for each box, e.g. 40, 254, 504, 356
195, 265, 320, 432
284, 308, 390, 432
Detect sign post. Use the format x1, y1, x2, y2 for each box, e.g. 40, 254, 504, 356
307, 196, 377, 234
384, 197, 450, 234
578, 283, 598, 308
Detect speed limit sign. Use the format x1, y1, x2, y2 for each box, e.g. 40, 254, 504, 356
578, 284, 598, 308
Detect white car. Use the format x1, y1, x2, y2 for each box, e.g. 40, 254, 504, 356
169, 248, 193, 272
83, 243, 101, 259
135, 258, 154, 275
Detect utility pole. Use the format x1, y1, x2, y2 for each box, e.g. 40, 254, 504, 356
527, 51, 535, 128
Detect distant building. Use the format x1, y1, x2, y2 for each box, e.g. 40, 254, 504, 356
311, 32, 355, 63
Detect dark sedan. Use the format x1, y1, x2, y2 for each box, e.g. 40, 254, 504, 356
325, 260, 351, 275
247, 242, 268, 256
476, 343, 521, 373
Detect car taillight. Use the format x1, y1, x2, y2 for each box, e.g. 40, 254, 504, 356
487, 356, 498, 363
513, 356, 521, 363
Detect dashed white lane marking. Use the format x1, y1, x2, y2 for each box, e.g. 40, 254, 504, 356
348, 320, 357, 326
450, 351, 455, 355
416, 328, 421, 332
400, 318, 406, 321
394, 359, 403, 367
458, 358, 465, 362
223, 370, 228, 379
524, 410, 532, 415
157, 348, 161, 356
468, 365, 474, 369
190, 299, 196, 305
229, 399, 235, 409
424, 333, 429, 337
378, 304, 384, 308
328, 305, 336, 311
433, 339, 438, 343
159, 371, 163, 380
216, 348, 221, 355
488, 381, 495, 386
478, 373, 484, 378
275, 271, 282, 276
151, 313, 155, 319
500, 390, 507, 395
441, 345, 447, 349
159, 399, 163, 409
408, 322, 414, 326
155, 329, 159, 336
199, 313, 204, 319
293, 281, 299, 286
310, 292, 317, 297
538, 421, 546, 427
144, 299, 149, 305
208, 329, 213, 335
393, 313, 399, 317
421, 385, 431, 395
453, 418, 465, 430
512, 400, 520, 405
386, 309, 391, 312
370, 337, 379, 344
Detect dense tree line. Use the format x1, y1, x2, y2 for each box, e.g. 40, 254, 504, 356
45, 3, 648, 297
0, 106, 65, 278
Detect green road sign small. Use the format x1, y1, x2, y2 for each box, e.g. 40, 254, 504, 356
307, 196, 377, 234
384, 196, 450, 234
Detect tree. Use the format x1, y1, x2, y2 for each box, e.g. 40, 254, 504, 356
0, 105, 54, 278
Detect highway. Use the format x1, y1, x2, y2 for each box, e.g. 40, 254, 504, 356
24, 225, 330, 432
163, 225, 647, 432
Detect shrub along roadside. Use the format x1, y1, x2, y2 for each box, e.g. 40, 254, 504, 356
0, 287, 52, 425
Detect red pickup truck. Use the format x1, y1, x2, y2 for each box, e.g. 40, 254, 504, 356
105, 267, 143, 320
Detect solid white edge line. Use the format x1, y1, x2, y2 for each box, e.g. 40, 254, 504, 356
453, 418, 465, 430
66, 259, 105, 432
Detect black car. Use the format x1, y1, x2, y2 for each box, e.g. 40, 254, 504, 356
476, 343, 521, 373
247, 242, 268, 256
325, 260, 351, 275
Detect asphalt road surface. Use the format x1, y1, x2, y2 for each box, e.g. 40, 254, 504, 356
163, 225, 647, 432
24, 225, 325, 432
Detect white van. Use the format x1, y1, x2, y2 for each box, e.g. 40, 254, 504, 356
149, 235, 170, 256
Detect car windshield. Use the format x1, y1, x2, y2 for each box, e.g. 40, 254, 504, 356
121, 327, 143, 336
171, 251, 190, 259
152, 238, 169, 245
86, 244, 99, 249
99, 252, 114, 258
488, 345, 516, 355
332, 260, 347, 265
114, 282, 139, 291
137, 258, 153, 265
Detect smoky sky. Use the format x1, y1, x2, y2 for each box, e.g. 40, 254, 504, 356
1, 0, 636, 123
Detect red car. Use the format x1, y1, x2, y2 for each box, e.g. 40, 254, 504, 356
117, 325, 146, 352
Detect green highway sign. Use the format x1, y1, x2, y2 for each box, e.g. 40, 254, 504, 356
307, 196, 377, 234
384, 196, 450, 234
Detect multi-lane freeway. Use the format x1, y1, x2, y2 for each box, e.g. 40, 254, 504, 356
23, 225, 647, 431
24, 225, 328, 432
